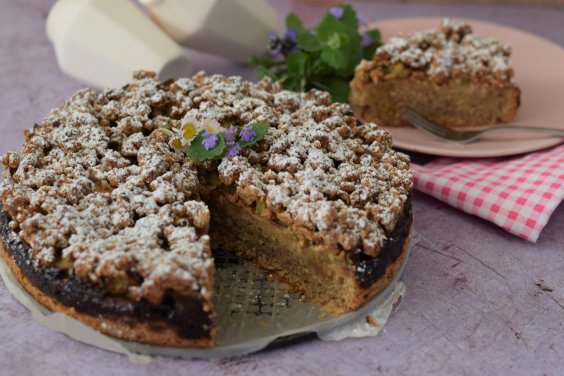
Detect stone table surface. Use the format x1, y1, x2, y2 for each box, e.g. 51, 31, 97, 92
0, 1, 563, 375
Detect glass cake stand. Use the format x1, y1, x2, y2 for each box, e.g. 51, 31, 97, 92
0, 235, 414, 361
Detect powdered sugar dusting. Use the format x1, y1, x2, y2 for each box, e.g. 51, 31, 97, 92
371, 19, 514, 82
1, 70, 412, 306
211, 80, 412, 256
1, 72, 212, 304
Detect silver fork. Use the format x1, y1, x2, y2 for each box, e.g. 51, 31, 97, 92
403, 108, 564, 144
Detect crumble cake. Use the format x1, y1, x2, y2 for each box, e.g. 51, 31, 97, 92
350, 19, 521, 128
0, 71, 413, 348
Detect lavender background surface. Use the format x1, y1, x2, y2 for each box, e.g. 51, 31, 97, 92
0, 1, 563, 375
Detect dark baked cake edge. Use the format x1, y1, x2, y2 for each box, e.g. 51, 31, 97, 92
0, 207, 214, 348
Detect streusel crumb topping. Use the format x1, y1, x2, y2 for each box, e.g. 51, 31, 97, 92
359, 19, 514, 83
1, 71, 411, 303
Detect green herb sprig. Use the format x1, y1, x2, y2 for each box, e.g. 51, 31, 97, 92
251, 4, 381, 103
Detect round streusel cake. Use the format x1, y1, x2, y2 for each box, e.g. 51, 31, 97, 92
0, 71, 412, 347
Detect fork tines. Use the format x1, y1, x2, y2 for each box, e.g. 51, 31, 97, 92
403, 109, 448, 137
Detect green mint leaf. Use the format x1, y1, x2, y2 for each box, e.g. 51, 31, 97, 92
310, 79, 329, 91
366, 29, 382, 45
362, 29, 382, 60
296, 30, 321, 52
250, 54, 284, 70
239, 122, 270, 147
323, 78, 350, 103
339, 4, 359, 32
317, 5, 358, 42
280, 75, 302, 92
255, 66, 279, 81
187, 132, 226, 161
286, 51, 307, 77
250, 54, 272, 67
309, 58, 331, 77
362, 44, 377, 61
316, 14, 343, 42
320, 47, 347, 70
286, 12, 304, 31
251, 53, 287, 82
342, 34, 362, 73
326, 32, 342, 49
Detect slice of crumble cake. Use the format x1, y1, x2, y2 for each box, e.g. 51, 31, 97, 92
350, 19, 520, 129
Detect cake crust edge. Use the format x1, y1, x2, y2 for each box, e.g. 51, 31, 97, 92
0, 229, 213, 348
350, 234, 409, 308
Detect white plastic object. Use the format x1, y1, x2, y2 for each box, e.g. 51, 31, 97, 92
47, 0, 193, 89
139, 0, 278, 63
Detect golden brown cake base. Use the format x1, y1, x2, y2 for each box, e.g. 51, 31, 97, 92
351, 74, 520, 128
209, 194, 412, 315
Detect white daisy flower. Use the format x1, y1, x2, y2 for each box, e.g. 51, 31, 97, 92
169, 135, 187, 152
178, 116, 200, 143
199, 118, 224, 134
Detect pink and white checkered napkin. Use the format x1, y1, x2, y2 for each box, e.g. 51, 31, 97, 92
410, 144, 564, 242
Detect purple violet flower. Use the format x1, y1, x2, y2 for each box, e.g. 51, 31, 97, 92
202, 131, 219, 150
357, 14, 368, 27
361, 33, 373, 48
268, 31, 278, 42
270, 46, 282, 59
268, 31, 282, 58
285, 27, 298, 41
223, 126, 238, 145
329, 6, 344, 19
225, 143, 242, 157
240, 126, 257, 143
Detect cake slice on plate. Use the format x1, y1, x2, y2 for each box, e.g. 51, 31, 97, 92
350, 19, 520, 128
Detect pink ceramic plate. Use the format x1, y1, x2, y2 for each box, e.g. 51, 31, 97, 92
368, 18, 564, 157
